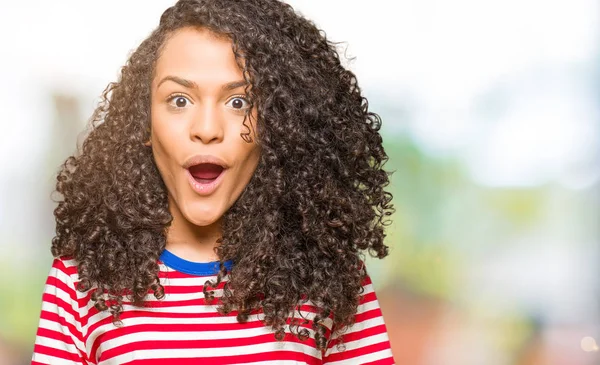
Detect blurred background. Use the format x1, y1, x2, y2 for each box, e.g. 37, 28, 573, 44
0, 0, 598, 364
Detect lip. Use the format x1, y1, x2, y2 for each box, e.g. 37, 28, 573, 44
183, 154, 229, 169
186, 167, 226, 196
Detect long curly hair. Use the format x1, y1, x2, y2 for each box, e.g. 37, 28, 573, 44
51, 0, 394, 351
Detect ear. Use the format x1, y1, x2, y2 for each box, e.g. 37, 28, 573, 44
143, 126, 152, 146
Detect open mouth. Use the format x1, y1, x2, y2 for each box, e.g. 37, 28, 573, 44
188, 163, 225, 184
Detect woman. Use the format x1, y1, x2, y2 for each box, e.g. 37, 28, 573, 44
32, 0, 396, 364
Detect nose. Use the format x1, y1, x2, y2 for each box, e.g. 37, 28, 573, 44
189, 102, 224, 144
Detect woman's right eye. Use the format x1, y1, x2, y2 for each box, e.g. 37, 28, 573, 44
167, 95, 192, 109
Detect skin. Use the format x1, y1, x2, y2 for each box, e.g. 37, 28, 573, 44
147, 26, 261, 262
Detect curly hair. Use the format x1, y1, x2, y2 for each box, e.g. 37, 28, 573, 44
51, 0, 394, 351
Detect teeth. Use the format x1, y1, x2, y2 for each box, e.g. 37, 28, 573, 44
194, 177, 216, 184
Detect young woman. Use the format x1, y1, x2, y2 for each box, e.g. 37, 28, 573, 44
32, 0, 396, 364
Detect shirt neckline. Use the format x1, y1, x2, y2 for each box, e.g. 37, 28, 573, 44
159, 249, 234, 276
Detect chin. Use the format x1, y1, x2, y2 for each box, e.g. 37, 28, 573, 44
187, 217, 219, 227
180, 199, 223, 226
173, 187, 229, 226
183, 210, 220, 227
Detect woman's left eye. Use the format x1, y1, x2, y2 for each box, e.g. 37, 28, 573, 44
226, 96, 250, 110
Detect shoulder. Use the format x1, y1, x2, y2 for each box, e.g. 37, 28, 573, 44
46, 255, 81, 288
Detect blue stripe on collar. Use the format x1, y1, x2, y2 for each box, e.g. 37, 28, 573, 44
159, 249, 234, 276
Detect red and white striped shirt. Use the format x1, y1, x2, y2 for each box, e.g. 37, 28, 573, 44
32, 250, 395, 364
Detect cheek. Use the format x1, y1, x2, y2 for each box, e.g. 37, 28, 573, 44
150, 104, 188, 159
239, 145, 261, 183
149, 113, 183, 186
150, 145, 176, 194
226, 142, 260, 194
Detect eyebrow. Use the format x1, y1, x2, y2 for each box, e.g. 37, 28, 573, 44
156, 76, 248, 91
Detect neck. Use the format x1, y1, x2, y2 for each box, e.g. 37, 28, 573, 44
165, 197, 222, 263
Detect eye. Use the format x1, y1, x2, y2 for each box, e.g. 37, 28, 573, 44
166, 94, 192, 109
226, 96, 250, 110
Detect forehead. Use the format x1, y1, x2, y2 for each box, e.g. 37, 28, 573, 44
153, 27, 242, 86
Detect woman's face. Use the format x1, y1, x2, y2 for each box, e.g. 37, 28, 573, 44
149, 26, 260, 227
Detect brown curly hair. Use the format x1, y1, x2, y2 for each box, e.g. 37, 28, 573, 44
51, 0, 394, 351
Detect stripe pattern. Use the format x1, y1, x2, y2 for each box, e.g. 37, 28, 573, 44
32, 257, 395, 364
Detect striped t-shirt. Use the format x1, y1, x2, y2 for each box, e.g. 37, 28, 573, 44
32, 249, 395, 364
